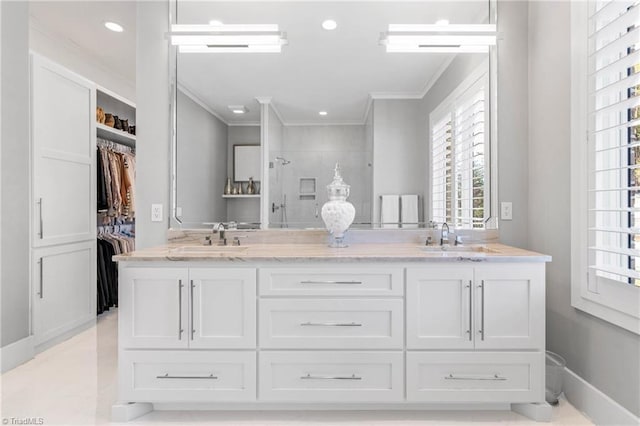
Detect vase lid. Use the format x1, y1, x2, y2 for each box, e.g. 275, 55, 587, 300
326, 163, 350, 200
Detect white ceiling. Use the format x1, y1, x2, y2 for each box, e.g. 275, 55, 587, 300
177, 1, 488, 125
29, 1, 136, 85
27, 1, 489, 126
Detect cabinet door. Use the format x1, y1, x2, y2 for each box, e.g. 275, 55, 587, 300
407, 267, 474, 349
188, 268, 256, 349
119, 267, 189, 349
31, 54, 96, 247
32, 242, 96, 347
474, 264, 545, 350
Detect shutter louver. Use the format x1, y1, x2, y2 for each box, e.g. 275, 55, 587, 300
431, 114, 452, 224
588, 0, 640, 286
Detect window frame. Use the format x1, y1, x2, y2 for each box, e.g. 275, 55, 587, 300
429, 60, 491, 230
570, 0, 640, 335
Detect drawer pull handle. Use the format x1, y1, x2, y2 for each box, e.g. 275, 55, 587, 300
301, 373, 362, 380
300, 280, 362, 285
300, 322, 362, 327
156, 373, 218, 380
444, 373, 506, 381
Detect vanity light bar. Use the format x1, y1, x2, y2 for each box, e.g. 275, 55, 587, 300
170, 24, 287, 53
381, 24, 497, 53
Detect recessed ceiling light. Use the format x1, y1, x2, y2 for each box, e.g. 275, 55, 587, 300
229, 105, 248, 114
104, 21, 124, 33
435, 19, 450, 26
319, 111, 328, 116
322, 19, 337, 31
209, 20, 224, 26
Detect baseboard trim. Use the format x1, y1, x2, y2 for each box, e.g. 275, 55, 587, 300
0, 335, 35, 373
34, 318, 95, 354
563, 367, 639, 426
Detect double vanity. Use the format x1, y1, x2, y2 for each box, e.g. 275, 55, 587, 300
113, 230, 551, 421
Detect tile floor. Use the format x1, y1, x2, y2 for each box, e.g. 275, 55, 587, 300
1, 310, 594, 425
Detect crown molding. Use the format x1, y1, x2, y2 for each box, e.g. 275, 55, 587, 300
178, 83, 230, 125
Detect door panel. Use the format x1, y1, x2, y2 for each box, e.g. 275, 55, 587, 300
119, 267, 189, 349
474, 264, 545, 349
407, 267, 474, 349
32, 242, 95, 346
31, 54, 95, 247
189, 268, 256, 349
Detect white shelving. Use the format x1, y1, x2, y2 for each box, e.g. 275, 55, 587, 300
97, 123, 136, 147
222, 194, 260, 199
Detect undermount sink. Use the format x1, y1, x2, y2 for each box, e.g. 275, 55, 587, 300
422, 245, 498, 254
170, 245, 249, 254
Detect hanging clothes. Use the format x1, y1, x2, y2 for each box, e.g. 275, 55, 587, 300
97, 139, 136, 221
97, 225, 135, 315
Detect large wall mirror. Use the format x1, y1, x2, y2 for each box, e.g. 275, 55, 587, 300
170, 0, 497, 230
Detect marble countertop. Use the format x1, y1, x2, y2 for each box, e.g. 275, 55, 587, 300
114, 242, 551, 263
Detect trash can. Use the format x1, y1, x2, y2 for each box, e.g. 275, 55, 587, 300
545, 350, 566, 405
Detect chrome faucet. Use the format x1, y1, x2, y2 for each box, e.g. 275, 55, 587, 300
440, 222, 450, 246
211, 222, 227, 246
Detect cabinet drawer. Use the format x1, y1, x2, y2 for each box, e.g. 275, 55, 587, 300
119, 351, 256, 402
258, 267, 403, 296
259, 351, 403, 402
259, 299, 403, 349
407, 352, 544, 403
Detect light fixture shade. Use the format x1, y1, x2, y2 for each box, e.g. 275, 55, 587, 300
171, 24, 287, 53
381, 24, 497, 53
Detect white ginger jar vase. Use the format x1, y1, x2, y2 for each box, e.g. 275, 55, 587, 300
321, 163, 356, 248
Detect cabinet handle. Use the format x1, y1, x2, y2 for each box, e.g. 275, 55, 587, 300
478, 280, 485, 340
190, 280, 195, 340
301, 373, 362, 380
156, 373, 218, 380
444, 373, 506, 381
37, 198, 44, 239
38, 258, 44, 299
178, 280, 184, 340
466, 281, 472, 340
300, 280, 362, 285
300, 322, 362, 327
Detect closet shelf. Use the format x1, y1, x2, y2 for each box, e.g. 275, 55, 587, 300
222, 194, 261, 199
97, 123, 136, 147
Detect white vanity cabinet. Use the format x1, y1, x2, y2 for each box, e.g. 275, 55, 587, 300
119, 267, 256, 349
116, 259, 547, 415
407, 264, 544, 350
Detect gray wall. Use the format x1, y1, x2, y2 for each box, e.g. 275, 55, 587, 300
279, 125, 371, 226
372, 99, 424, 225
527, 1, 640, 417
0, 1, 29, 348
227, 125, 261, 225
497, 0, 529, 248
136, 1, 170, 249
176, 90, 228, 223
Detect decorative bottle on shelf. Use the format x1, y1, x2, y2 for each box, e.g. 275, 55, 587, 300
224, 178, 232, 195
247, 177, 256, 195
321, 163, 356, 248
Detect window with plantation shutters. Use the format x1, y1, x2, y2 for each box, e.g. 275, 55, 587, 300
430, 67, 489, 230
431, 114, 452, 225
572, 0, 640, 334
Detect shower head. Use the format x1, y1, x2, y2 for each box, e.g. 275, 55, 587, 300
274, 156, 291, 165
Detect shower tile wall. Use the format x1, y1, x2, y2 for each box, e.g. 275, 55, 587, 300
275, 125, 372, 227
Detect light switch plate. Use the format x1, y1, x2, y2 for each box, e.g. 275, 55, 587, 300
151, 204, 163, 222
501, 202, 513, 220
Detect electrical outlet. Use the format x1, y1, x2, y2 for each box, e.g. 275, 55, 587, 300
176, 206, 183, 217
151, 204, 163, 222
501, 201, 513, 220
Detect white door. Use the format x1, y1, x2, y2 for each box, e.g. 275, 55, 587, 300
30, 54, 96, 247
406, 267, 474, 349
474, 264, 545, 350
188, 268, 256, 349
32, 242, 96, 346
119, 267, 189, 349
